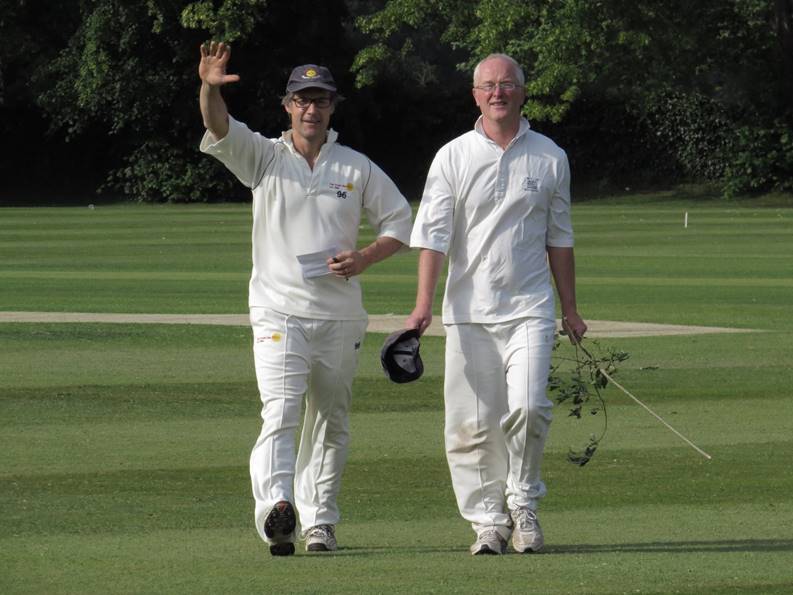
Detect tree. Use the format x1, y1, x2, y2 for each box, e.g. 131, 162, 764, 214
3, 0, 363, 202
354, 0, 793, 195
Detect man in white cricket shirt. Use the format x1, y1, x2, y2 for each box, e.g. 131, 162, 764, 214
406, 54, 588, 555
198, 42, 412, 556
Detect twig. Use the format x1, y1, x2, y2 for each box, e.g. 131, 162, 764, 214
596, 368, 713, 460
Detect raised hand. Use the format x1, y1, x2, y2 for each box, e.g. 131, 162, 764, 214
199, 41, 240, 87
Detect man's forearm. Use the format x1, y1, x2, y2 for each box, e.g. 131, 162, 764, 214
199, 82, 230, 140
359, 236, 405, 269
547, 246, 578, 316
415, 248, 445, 310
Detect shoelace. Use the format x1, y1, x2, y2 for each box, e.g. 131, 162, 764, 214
514, 509, 537, 530
308, 525, 333, 539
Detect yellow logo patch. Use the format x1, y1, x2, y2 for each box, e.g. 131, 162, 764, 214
256, 332, 283, 343
305, 68, 318, 78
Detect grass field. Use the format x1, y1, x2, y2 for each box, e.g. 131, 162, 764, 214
2, 194, 793, 593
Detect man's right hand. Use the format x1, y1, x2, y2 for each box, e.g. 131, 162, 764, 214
405, 305, 433, 337
199, 41, 240, 87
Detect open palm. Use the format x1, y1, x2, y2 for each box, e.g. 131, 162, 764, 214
199, 41, 240, 86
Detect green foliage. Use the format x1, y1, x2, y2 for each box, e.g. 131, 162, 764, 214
33, 1, 219, 200
355, 0, 793, 195
12, 0, 358, 202
722, 119, 793, 198
3, 0, 792, 201
180, 0, 267, 42
549, 339, 629, 466
645, 89, 734, 182
104, 140, 236, 203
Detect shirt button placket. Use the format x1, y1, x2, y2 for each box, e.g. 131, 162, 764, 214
495, 159, 507, 203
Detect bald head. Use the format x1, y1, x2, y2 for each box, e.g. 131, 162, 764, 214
473, 54, 525, 87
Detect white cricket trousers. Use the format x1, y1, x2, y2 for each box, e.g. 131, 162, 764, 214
249, 307, 367, 544
444, 317, 556, 540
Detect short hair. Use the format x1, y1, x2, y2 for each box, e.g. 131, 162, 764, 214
280, 91, 344, 107
473, 54, 525, 87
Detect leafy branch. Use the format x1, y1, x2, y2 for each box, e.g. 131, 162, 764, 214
548, 339, 629, 466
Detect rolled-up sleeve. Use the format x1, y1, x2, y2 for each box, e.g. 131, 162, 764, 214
546, 151, 574, 248
199, 116, 275, 189
410, 149, 455, 255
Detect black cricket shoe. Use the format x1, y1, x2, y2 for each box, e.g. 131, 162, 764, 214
264, 500, 297, 556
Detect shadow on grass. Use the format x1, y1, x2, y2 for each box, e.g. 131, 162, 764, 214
302, 539, 793, 557
292, 545, 467, 557
548, 539, 793, 554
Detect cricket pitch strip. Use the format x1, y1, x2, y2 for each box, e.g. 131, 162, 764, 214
0, 311, 758, 338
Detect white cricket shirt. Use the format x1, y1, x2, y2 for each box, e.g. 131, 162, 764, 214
201, 116, 412, 320
411, 117, 574, 324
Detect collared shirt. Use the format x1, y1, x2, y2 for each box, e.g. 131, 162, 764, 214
201, 116, 412, 320
410, 117, 574, 324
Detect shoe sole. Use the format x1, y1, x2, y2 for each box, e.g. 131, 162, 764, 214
306, 543, 332, 552
264, 501, 296, 556
269, 542, 296, 556
471, 545, 505, 555
514, 542, 544, 554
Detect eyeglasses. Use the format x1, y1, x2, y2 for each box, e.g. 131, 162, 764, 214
291, 96, 333, 109
473, 82, 519, 93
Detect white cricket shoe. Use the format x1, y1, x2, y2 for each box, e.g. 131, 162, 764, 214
305, 524, 337, 552
510, 507, 544, 553
470, 529, 507, 555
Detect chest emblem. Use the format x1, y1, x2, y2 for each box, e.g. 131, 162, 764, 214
329, 182, 354, 199
522, 177, 540, 192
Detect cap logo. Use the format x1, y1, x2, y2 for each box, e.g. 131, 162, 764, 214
303, 68, 319, 79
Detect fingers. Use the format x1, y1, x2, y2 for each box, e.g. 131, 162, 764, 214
200, 40, 231, 62
329, 251, 364, 278
406, 306, 433, 337
562, 317, 587, 345
199, 41, 240, 86
329, 256, 352, 279
418, 317, 432, 336
405, 316, 424, 335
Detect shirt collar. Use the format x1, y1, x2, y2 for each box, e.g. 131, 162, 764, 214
281, 128, 339, 149
474, 116, 531, 147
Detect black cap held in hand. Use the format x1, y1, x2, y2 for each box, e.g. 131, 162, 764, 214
380, 328, 424, 384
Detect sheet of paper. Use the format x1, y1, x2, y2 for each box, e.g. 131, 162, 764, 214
296, 246, 339, 279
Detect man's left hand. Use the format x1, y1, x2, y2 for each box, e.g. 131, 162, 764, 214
562, 312, 587, 345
